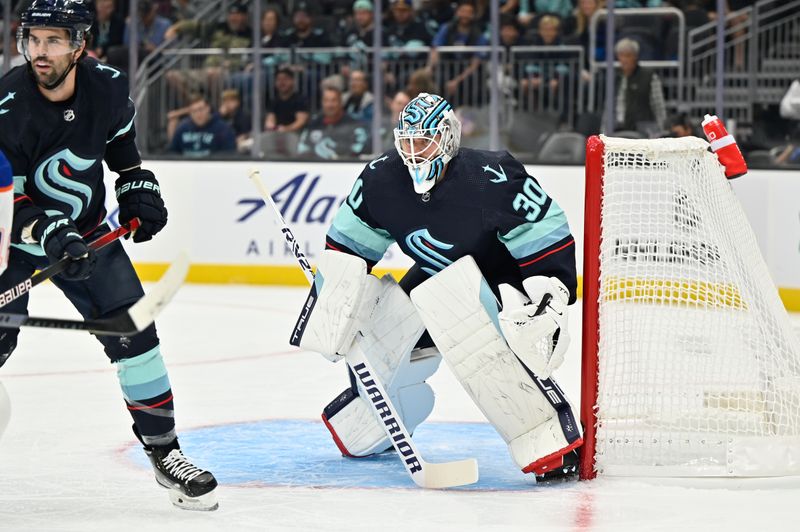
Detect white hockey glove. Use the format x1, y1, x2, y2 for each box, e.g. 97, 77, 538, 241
498, 276, 570, 379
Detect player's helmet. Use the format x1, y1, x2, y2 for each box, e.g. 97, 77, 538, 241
17, 0, 93, 58
394, 93, 461, 194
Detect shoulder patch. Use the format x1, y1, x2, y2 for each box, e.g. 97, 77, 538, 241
94, 63, 122, 79
0, 92, 16, 116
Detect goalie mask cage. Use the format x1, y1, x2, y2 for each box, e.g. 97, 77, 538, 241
580, 135, 800, 479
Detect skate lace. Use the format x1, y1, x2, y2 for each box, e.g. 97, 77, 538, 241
162, 449, 205, 482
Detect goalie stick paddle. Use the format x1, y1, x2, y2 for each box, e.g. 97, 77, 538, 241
0, 249, 189, 336
0, 218, 142, 310
248, 169, 479, 489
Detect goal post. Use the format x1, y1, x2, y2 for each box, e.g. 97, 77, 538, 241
580, 135, 800, 479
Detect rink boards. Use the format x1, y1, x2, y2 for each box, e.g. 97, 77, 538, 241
102, 160, 800, 310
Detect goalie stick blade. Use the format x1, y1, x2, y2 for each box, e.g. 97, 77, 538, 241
0, 250, 190, 336
417, 458, 479, 489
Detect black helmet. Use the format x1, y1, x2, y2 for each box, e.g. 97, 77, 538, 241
19, 0, 94, 46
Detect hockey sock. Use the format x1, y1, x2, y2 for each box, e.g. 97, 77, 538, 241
115, 345, 176, 446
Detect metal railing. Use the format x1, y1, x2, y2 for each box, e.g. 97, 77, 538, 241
588, 7, 686, 126
135, 44, 588, 159
686, 0, 800, 132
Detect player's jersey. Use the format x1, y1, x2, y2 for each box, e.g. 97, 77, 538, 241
0, 59, 141, 252
325, 148, 577, 301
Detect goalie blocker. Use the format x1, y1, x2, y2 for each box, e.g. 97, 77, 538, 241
410, 256, 582, 478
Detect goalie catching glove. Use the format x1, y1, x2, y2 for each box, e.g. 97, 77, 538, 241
498, 276, 570, 380
115, 168, 168, 243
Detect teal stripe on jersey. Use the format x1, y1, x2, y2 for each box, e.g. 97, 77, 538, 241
116, 346, 169, 387
500, 211, 571, 260
328, 202, 394, 262
13, 175, 26, 194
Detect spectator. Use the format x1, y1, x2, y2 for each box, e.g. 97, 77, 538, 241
168, 93, 237, 157
284, 2, 334, 48
615, 0, 662, 6
171, 0, 205, 21
227, 7, 289, 111
565, 0, 604, 69
122, 0, 171, 53
341, 0, 376, 48
519, 15, 570, 114
613, 38, 667, 133
260, 7, 289, 49
343, 70, 375, 122
405, 67, 438, 98
668, 113, 697, 137
429, 0, 488, 104
382, 90, 411, 148
385, 0, 433, 48
219, 89, 252, 151
91, 0, 125, 63
298, 87, 370, 160
107, 0, 171, 71
523, 0, 575, 20
165, 2, 253, 105
264, 67, 311, 133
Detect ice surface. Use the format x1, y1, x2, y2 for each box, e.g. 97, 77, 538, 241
0, 283, 798, 531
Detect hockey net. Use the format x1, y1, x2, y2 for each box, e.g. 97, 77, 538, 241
580, 135, 800, 479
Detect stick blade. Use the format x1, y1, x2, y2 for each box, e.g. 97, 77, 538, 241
417, 458, 479, 489
127, 250, 190, 332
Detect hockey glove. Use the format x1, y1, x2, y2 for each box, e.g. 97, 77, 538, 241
33, 215, 96, 281
498, 276, 570, 379
115, 168, 167, 243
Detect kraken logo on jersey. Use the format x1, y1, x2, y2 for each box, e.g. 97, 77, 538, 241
405, 228, 454, 276
33, 149, 97, 219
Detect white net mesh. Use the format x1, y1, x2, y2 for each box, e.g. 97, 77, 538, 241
593, 135, 800, 477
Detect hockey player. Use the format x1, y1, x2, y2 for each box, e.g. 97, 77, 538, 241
0, 0, 217, 510
293, 92, 582, 481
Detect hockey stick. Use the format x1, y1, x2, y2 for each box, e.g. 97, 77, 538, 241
0, 218, 142, 309
249, 169, 479, 489
0, 250, 189, 336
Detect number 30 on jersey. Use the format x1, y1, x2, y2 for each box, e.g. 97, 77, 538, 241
513, 178, 548, 222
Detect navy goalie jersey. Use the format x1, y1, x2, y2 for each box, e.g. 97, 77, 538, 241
325, 148, 578, 302
0, 58, 141, 253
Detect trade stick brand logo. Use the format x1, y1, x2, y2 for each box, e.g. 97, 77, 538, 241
290, 292, 315, 346
405, 228, 454, 276
352, 362, 422, 474
0, 279, 32, 306
34, 149, 97, 219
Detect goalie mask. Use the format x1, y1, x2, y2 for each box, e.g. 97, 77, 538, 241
394, 93, 461, 194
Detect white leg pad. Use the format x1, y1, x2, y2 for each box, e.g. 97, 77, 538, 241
409, 256, 582, 473
322, 275, 441, 457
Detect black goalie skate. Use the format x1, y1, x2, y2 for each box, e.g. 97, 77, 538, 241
135, 428, 218, 511
535, 449, 579, 483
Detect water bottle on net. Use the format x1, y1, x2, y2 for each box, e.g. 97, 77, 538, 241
702, 114, 748, 179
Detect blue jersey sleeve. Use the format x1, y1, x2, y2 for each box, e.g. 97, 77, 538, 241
325, 167, 395, 267
485, 152, 577, 302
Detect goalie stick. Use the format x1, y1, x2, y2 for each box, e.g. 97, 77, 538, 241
0, 250, 189, 336
0, 218, 141, 309
249, 169, 479, 489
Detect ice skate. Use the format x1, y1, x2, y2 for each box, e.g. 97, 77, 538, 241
143, 440, 219, 511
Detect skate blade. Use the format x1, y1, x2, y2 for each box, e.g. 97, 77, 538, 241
167, 487, 219, 511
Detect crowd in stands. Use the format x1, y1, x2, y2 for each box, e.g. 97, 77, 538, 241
1, 0, 798, 166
